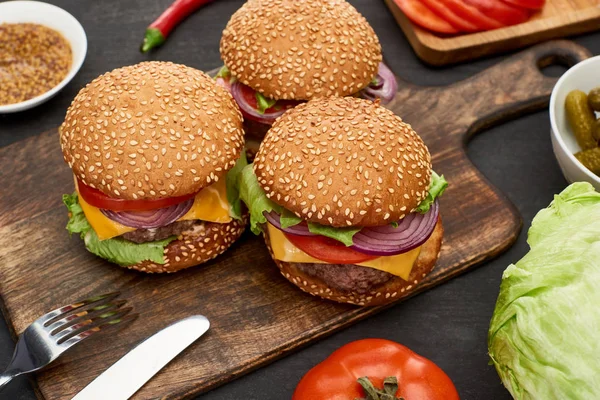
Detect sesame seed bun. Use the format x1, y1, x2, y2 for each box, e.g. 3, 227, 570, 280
60, 61, 244, 200
254, 97, 432, 227
220, 0, 382, 101
124, 216, 247, 273
265, 218, 443, 306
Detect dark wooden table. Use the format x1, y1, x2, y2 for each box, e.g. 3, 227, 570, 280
0, 1, 598, 398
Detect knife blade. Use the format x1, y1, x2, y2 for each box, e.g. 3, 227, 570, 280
72, 315, 210, 400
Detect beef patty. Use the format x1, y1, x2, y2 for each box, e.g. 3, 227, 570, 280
244, 118, 270, 140
122, 220, 197, 243
295, 262, 394, 294
262, 229, 395, 294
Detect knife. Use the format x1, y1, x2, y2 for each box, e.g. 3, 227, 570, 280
72, 315, 210, 400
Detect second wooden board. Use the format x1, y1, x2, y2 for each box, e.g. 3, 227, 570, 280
0, 41, 590, 399
385, 0, 600, 66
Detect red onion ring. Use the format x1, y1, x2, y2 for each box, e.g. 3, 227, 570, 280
350, 201, 439, 256
101, 198, 194, 229
264, 211, 316, 237
230, 81, 288, 125
360, 62, 398, 104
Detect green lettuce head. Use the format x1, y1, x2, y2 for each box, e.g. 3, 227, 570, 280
488, 182, 600, 400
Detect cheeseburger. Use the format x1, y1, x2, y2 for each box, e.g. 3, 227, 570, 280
240, 97, 447, 306
217, 0, 398, 144
60, 61, 247, 273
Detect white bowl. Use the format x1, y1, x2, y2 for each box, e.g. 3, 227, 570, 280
550, 55, 600, 190
0, 1, 87, 114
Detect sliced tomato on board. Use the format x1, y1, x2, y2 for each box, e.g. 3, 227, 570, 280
463, 0, 531, 26
393, 0, 459, 34
421, 0, 480, 32
503, 0, 545, 10
283, 232, 378, 264
439, 0, 503, 31
77, 179, 197, 211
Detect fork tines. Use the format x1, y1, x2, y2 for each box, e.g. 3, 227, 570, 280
38, 292, 137, 346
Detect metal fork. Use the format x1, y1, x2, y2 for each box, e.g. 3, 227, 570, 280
0, 292, 136, 390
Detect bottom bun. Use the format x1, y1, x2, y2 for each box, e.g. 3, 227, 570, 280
265, 217, 443, 306
127, 216, 247, 273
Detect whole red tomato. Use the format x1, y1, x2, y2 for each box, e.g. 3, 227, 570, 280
293, 339, 459, 400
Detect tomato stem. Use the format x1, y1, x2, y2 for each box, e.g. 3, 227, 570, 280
356, 376, 405, 400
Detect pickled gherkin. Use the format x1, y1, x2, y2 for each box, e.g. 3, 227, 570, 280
589, 87, 600, 112
575, 148, 600, 175
594, 119, 600, 142
566, 90, 597, 150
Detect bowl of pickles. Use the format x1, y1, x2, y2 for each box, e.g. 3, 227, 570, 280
550, 56, 600, 189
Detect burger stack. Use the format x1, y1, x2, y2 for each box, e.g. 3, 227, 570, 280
60, 62, 247, 273
59, 0, 447, 306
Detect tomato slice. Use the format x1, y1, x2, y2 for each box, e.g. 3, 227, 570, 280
503, 0, 545, 10
421, 0, 480, 32
77, 179, 197, 211
284, 231, 378, 264
439, 0, 503, 30
393, 0, 459, 34
462, 0, 531, 26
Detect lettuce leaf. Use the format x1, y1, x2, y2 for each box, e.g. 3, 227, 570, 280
488, 182, 600, 400
63, 193, 90, 234
279, 208, 302, 229
63, 193, 175, 266
255, 92, 277, 114
239, 164, 283, 234
226, 152, 248, 220
82, 229, 174, 266
305, 224, 361, 247
415, 171, 448, 213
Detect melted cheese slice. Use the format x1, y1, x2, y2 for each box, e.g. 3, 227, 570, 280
76, 178, 231, 241
178, 179, 231, 223
267, 224, 421, 280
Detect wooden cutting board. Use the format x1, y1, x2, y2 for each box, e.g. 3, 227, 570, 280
384, 0, 600, 66
0, 41, 589, 400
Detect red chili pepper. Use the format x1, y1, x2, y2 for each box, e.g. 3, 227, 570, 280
141, 0, 216, 53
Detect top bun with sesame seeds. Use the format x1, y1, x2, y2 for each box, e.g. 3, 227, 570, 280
220, 0, 382, 101
253, 97, 432, 227
60, 61, 244, 200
